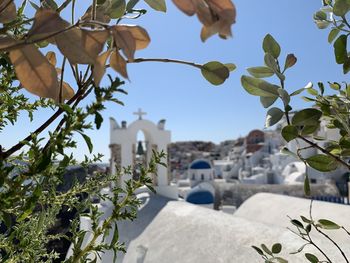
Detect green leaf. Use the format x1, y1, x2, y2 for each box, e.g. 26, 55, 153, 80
264, 53, 278, 72
261, 244, 273, 256
305, 253, 319, 263
60, 104, 73, 114
144, 0, 166, 12
29, 1, 40, 10
36, 151, 52, 172
334, 34, 348, 64
328, 81, 341, 90
314, 10, 327, 20
304, 82, 313, 89
306, 154, 338, 172
109, 0, 126, 18
300, 216, 312, 223
333, 0, 350, 16
343, 57, 350, 74
301, 124, 320, 135
79, 132, 93, 153
317, 82, 325, 94
126, 0, 140, 11
281, 125, 298, 142
340, 137, 350, 148
290, 88, 305, 96
3, 212, 12, 229
201, 61, 230, 85
302, 96, 317, 102
284, 54, 297, 71
95, 112, 103, 130
304, 174, 311, 196
318, 219, 341, 229
111, 223, 119, 246
281, 147, 298, 159
251, 245, 264, 255
307, 88, 318, 96
247, 66, 274, 78
241, 75, 279, 97
260, 96, 278, 108
291, 108, 322, 126
328, 28, 340, 43
265, 107, 284, 127
290, 244, 308, 255
272, 243, 282, 254
315, 20, 330, 29
278, 88, 290, 106
263, 34, 281, 59
291, 219, 304, 229
224, 63, 236, 72
275, 257, 288, 263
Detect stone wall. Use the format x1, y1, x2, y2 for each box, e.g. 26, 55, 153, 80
214, 182, 340, 209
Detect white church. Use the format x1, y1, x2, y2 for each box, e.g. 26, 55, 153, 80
67, 110, 350, 263
109, 108, 178, 199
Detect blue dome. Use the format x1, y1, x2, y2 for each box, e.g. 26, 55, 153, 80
186, 190, 214, 204
190, 160, 211, 169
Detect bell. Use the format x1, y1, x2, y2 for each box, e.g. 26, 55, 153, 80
137, 141, 145, 155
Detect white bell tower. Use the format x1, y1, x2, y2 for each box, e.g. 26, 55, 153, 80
109, 109, 178, 199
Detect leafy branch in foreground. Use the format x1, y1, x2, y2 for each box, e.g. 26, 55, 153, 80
0, 0, 236, 262
247, 0, 350, 262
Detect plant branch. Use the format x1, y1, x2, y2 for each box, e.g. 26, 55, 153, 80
309, 201, 349, 263
57, 0, 73, 13
0, 23, 78, 52
2, 82, 90, 159
59, 57, 67, 103
127, 58, 203, 69
42, 74, 93, 152
297, 135, 350, 169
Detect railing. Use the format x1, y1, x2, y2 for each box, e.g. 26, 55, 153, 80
312, 195, 350, 205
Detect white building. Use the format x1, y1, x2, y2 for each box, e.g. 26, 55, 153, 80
188, 159, 214, 187
109, 109, 178, 199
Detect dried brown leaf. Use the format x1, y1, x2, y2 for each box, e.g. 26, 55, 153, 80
81, 5, 111, 23
9, 44, 59, 100
62, 81, 75, 100
46, 51, 57, 66
115, 25, 150, 50
205, 0, 236, 39
93, 50, 111, 86
195, 1, 214, 26
56, 67, 62, 76
0, 35, 16, 49
27, 9, 67, 42
55, 28, 109, 64
0, 0, 16, 24
172, 0, 236, 41
110, 50, 128, 79
112, 27, 136, 61
172, 0, 196, 16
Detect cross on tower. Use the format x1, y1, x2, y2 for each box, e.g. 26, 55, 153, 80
133, 108, 147, 120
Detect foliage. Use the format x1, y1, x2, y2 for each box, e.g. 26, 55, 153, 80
0, 0, 236, 262
245, 0, 350, 262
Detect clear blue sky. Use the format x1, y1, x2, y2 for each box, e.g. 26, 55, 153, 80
2, 0, 347, 162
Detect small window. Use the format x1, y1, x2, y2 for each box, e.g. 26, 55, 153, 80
201, 174, 204, 180
192, 173, 195, 180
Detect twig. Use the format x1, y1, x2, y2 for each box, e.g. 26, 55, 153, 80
59, 57, 67, 103
128, 58, 203, 69
298, 136, 350, 169
57, 0, 73, 13
309, 201, 349, 263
